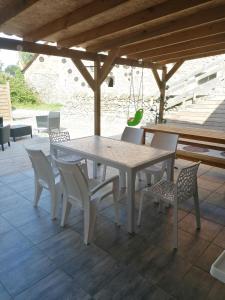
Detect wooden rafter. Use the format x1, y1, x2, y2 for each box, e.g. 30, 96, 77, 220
120, 20, 225, 56
100, 48, 120, 84
151, 42, 225, 62
58, 0, 212, 47
0, 0, 39, 26
128, 33, 225, 60
166, 61, 184, 82
24, 0, 127, 42
158, 48, 225, 65
87, 4, 225, 52
72, 58, 95, 91
0, 37, 161, 70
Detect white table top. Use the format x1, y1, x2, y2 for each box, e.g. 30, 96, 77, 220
53, 136, 174, 171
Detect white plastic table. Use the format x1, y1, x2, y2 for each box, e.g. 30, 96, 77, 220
52, 135, 175, 233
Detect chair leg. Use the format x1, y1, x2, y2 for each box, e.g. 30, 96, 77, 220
1, 144, 4, 151
112, 177, 120, 225
34, 180, 43, 207
60, 196, 72, 227
137, 191, 144, 226
173, 198, 178, 249
193, 190, 201, 230
84, 203, 96, 245
102, 165, 107, 181
119, 170, 126, 189
8, 141, 10, 147
50, 189, 58, 220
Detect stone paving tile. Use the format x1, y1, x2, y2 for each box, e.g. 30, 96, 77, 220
0, 193, 30, 214
2, 202, 49, 227
38, 229, 88, 267
213, 227, 225, 248
179, 213, 223, 242
0, 246, 56, 297
195, 243, 223, 273
199, 201, 225, 226
18, 215, 64, 244
0, 216, 14, 235
174, 266, 215, 300
205, 191, 225, 209
15, 270, 91, 300
94, 266, 173, 300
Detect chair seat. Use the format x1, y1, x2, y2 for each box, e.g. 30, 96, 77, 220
59, 153, 83, 163
144, 163, 164, 174
145, 179, 176, 203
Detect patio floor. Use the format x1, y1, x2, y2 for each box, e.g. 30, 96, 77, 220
1, 136, 225, 299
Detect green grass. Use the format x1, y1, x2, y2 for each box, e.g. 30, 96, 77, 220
12, 102, 63, 111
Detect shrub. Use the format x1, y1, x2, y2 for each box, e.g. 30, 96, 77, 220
9, 70, 39, 104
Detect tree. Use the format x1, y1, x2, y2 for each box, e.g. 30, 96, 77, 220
5, 65, 20, 76
9, 69, 39, 104
19, 52, 35, 68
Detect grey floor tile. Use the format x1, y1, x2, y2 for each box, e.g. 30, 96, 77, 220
38, 229, 86, 266
2, 203, 49, 227
94, 266, 172, 300
18, 216, 63, 244
0, 282, 12, 300
0, 194, 29, 214
0, 216, 14, 235
0, 247, 56, 296
0, 229, 33, 259
15, 270, 91, 300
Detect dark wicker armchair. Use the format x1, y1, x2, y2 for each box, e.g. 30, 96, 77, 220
0, 125, 10, 151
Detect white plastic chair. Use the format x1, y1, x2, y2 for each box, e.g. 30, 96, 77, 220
54, 158, 120, 245
26, 148, 62, 219
49, 131, 84, 163
138, 162, 201, 249
143, 132, 179, 185
48, 111, 60, 132
102, 127, 144, 185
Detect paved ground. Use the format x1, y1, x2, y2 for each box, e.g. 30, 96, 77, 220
1, 134, 225, 299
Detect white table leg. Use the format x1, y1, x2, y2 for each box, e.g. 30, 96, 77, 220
93, 161, 98, 179
119, 170, 126, 189
127, 169, 136, 233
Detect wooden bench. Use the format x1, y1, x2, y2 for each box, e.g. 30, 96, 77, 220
142, 124, 225, 169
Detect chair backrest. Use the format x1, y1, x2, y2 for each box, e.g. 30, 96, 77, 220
54, 158, 89, 207
121, 127, 144, 145
48, 111, 60, 131
49, 131, 70, 144
176, 162, 200, 201
26, 148, 55, 187
0, 125, 10, 143
49, 131, 70, 156
151, 132, 179, 152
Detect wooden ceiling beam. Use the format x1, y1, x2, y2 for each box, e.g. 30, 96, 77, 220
156, 49, 225, 65
24, 0, 127, 42
87, 4, 225, 52
58, 0, 212, 48
0, 37, 161, 69
0, 0, 39, 26
120, 20, 225, 55
128, 33, 225, 59
147, 42, 225, 62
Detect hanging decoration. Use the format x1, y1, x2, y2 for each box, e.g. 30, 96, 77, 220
127, 64, 144, 126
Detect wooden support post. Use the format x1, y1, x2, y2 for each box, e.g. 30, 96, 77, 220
94, 59, 101, 136
159, 66, 167, 123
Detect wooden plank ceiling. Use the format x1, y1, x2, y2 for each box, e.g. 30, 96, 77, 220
0, 0, 225, 66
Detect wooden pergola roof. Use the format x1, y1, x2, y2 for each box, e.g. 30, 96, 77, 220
1, 0, 225, 134
0, 0, 225, 66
